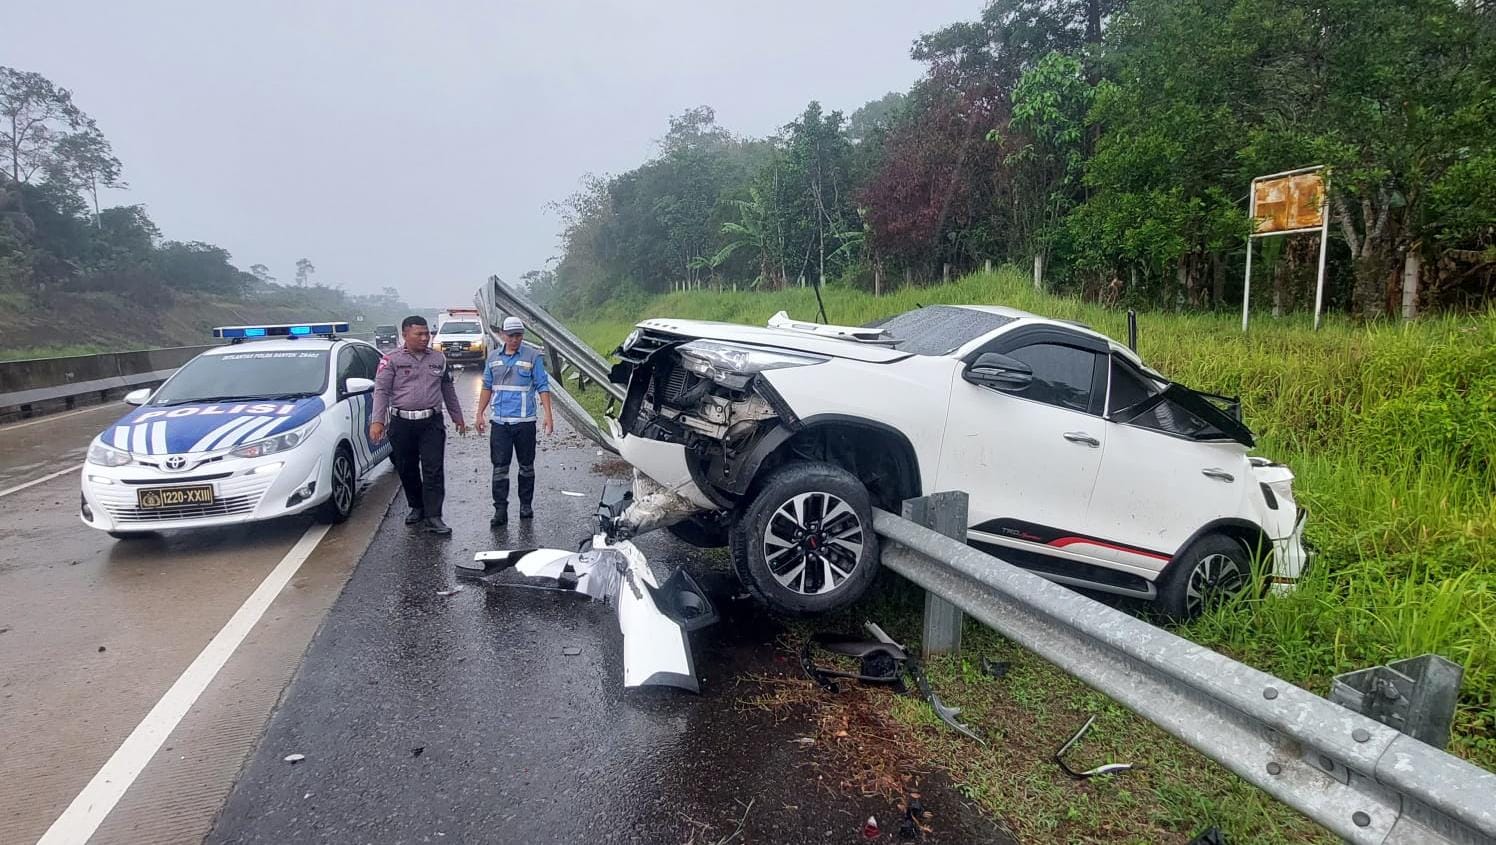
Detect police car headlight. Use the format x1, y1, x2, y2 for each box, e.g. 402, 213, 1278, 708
231, 418, 320, 459
677, 340, 827, 388
87, 441, 132, 467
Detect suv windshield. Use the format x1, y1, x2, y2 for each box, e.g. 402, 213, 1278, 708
868, 305, 1018, 356
150, 349, 329, 405
438, 321, 481, 334
375, 325, 396, 334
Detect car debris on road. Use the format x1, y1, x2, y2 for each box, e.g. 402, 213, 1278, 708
459, 480, 717, 692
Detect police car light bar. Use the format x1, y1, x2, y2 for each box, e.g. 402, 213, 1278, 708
213, 322, 351, 340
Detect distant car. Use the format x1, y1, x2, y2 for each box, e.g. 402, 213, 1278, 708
373, 324, 398, 350
80, 322, 392, 538
433, 317, 486, 363
609, 306, 1309, 619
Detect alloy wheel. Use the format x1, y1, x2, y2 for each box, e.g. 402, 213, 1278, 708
761, 491, 865, 595
1184, 552, 1247, 616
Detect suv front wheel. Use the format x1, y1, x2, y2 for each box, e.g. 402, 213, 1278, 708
1156, 533, 1253, 620
729, 462, 879, 615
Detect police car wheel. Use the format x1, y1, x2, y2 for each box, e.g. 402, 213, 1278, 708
729, 462, 879, 616
315, 444, 357, 524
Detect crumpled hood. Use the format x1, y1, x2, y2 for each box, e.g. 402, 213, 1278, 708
102, 397, 326, 456
635, 318, 912, 363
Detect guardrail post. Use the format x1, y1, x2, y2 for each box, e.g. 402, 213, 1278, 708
901, 492, 967, 658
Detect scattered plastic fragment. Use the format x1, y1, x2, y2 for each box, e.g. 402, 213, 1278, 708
1054, 716, 1133, 779
980, 657, 1009, 679
561, 490, 586, 497
97, 645, 106, 653
283, 753, 305, 764
1187, 827, 1228, 845
411, 746, 425, 758
862, 816, 880, 839
562, 646, 582, 656
436, 587, 463, 597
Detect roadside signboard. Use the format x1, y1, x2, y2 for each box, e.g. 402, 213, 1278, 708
1242, 166, 1330, 331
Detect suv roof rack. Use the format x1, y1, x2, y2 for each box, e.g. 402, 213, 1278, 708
766, 311, 896, 345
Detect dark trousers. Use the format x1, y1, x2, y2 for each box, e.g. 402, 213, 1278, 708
389, 415, 446, 517
490, 421, 537, 512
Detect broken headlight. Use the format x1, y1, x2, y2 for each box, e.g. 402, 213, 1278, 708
676, 340, 826, 389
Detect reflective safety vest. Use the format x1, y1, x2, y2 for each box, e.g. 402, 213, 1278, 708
483, 343, 550, 423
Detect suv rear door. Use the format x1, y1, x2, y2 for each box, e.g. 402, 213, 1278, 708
935, 327, 1110, 562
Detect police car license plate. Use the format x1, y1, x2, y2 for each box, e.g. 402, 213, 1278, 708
137, 485, 215, 509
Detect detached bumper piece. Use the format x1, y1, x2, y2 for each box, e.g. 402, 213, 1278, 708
461, 488, 717, 692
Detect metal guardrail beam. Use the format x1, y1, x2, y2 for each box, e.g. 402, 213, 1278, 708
476, 275, 625, 403
473, 275, 621, 453
873, 502, 1496, 845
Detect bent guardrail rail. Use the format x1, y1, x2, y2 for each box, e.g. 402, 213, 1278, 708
878, 493, 1496, 844
474, 275, 620, 453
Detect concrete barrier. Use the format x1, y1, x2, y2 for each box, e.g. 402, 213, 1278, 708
0, 346, 216, 421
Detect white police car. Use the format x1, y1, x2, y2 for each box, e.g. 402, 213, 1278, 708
80, 322, 393, 538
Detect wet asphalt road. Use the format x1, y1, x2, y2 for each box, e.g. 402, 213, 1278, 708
207, 391, 1013, 844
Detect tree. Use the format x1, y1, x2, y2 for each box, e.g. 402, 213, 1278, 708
249, 263, 275, 284
156, 241, 251, 296
295, 257, 315, 286
999, 51, 1095, 287
45, 127, 123, 222
0, 67, 89, 186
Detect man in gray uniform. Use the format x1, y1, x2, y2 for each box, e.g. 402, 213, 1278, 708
371, 315, 467, 535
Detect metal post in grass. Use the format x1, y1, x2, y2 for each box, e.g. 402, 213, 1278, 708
901, 492, 967, 658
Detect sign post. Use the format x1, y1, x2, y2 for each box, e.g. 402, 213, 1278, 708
1242, 166, 1329, 331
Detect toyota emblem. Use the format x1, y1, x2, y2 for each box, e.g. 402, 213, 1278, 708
164, 455, 187, 471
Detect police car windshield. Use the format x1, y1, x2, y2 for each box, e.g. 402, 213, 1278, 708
150, 349, 330, 405
438, 321, 481, 334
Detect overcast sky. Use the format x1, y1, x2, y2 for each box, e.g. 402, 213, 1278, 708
3, 1, 981, 306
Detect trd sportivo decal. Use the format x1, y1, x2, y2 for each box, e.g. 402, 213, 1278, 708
969, 518, 1171, 563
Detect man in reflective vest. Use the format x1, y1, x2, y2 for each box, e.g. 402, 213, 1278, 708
475, 316, 554, 527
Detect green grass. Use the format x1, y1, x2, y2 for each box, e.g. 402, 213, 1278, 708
557, 268, 1494, 839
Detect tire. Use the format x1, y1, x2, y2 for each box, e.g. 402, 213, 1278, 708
729, 462, 879, 615
315, 444, 357, 524
108, 531, 157, 540
666, 514, 729, 549
1155, 533, 1252, 620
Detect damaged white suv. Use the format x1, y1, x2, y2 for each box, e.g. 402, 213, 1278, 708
607, 305, 1309, 619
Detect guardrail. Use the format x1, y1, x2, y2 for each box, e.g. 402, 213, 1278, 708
0, 332, 379, 422
881, 492, 1496, 845
473, 275, 620, 453
0, 346, 215, 420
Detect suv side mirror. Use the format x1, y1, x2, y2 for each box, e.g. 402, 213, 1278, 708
123, 388, 152, 406
344, 377, 375, 396
964, 352, 1032, 391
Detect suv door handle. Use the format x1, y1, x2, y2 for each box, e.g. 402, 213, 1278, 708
1062, 432, 1100, 448
1201, 468, 1235, 482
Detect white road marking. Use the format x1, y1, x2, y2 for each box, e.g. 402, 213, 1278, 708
0, 465, 81, 499
35, 522, 333, 845
0, 405, 110, 432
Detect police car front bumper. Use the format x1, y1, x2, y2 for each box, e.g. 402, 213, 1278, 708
80, 450, 329, 532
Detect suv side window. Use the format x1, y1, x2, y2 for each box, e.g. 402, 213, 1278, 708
1004, 342, 1100, 413
1108, 357, 1161, 416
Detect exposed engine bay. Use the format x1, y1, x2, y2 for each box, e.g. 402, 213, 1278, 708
606, 328, 813, 537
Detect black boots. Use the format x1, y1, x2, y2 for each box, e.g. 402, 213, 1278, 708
405, 508, 425, 525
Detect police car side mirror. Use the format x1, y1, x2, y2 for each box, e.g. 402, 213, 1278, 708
343, 377, 375, 396
964, 352, 1032, 392
123, 388, 152, 406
